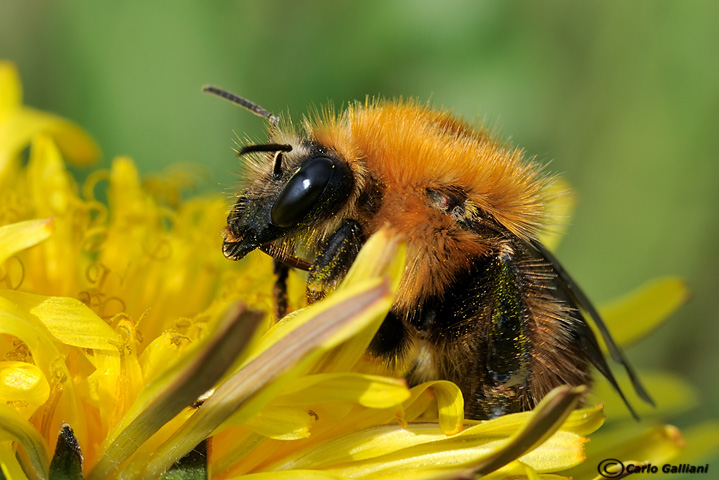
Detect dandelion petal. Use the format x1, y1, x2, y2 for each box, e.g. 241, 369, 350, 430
0, 218, 54, 265
274, 373, 410, 409
136, 279, 393, 479
537, 177, 575, 251
88, 302, 264, 480
0, 290, 118, 350
0, 403, 50, 479
0, 63, 99, 165
0, 361, 50, 419
0, 62, 22, 112
600, 277, 689, 348
461, 385, 586, 477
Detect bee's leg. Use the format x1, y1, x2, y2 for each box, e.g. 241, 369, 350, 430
272, 259, 289, 321
306, 219, 364, 303
306, 219, 412, 369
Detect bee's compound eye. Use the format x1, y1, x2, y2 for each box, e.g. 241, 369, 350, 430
271, 156, 336, 228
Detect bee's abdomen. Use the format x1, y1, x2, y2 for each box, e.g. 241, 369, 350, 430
394, 245, 590, 420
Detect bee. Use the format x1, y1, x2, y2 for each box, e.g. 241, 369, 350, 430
205, 86, 653, 420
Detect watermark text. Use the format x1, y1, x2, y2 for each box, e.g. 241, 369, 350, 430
598, 459, 710, 477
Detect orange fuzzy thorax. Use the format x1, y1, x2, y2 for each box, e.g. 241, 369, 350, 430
311, 99, 549, 240
308, 99, 551, 306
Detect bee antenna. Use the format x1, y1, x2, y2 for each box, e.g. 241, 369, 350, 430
237, 144, 292, 155
236, 144, 291, 180
202, 85, 280, 130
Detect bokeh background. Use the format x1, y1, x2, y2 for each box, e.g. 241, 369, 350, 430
2, 0, 717, 468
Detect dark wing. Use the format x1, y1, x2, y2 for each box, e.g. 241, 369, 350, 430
529, 238, 655, 416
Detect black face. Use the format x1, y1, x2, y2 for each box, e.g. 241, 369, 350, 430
223, 148, 354, 261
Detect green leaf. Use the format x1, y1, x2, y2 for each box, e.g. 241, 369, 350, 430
48, 425, 83, 480
163, 440, 207, 480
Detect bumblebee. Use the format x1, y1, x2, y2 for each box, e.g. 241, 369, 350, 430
205, 86, 653, 420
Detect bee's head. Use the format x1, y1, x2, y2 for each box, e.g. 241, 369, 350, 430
203, 86, 359, 266
222, 139, 355, 262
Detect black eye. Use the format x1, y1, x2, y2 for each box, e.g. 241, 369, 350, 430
271, 156, 352, 228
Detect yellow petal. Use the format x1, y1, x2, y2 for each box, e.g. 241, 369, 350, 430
537, 177, 575, 252
86, 351, 123, 438
271, 387, 591, 475
0, 361, 50, 419
0, 62, 22, 116
0, 296, 83, 447
485, 461, 572, 480
359, 468, 477, 480
402, 383, 439, 424
234, 471, 347, 480
518, 430, 587, 472
209, 428, 269, 477
552, 403, 605, 436
600, 277, 689, 348
340, 227, 406, 292
138, 330, 192, 383
0, 107, 99, 166
590, 369, 698, 420
405, 381, 464, 434
132, 278, 393, 479
567, 424, 684, 480
0, 442, 29, 480
242, 406, 316, 440
0, 63, 97, 165
431, 381, 464, 435
0, 218, 54, 265
309, 228, 405, 374
265, 423, 451, 471
108, 156, 144, 219
274, 373, 410, 409
26, 134, 77, 216
670, 421, 719, 467
325, 432, 571, 478
459, 385, 587, 477
84, 318, 144, 442
319, 433, 503, 478
88, 303, 264, 480
0, 403, 50, 479
39, 112, 101, 166
246, 278, 390, 373
0, 290, 118, 350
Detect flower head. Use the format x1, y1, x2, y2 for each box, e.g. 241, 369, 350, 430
1, 61, 715, 480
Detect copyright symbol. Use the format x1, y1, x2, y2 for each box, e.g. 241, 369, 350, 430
598, 458, 625, 478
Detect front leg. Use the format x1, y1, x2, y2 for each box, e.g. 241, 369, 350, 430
272, 259, 290, 322
306, 219, 364, 303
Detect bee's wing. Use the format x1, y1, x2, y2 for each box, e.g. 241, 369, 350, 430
529, 238, 655, 412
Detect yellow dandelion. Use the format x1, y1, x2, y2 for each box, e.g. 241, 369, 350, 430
0, 60, 715, 480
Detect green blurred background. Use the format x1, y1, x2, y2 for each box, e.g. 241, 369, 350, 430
2, 0, 717, 461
